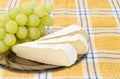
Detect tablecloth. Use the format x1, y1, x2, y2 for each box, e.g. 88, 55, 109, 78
0, 0, 120, 79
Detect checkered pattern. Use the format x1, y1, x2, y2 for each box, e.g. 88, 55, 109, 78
0, 0, 120, 79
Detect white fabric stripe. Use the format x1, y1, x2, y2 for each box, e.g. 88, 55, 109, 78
9, 0, 17, 8
6, 0, 12, 9
0, 66, 3, 79
47, 72, 52, 79
40, 72, 46, 79
16, 0, 20, 7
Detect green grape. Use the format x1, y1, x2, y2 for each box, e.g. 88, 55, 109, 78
16, 26, 28, 39
24, 37, 32, 42
0, 13, 10, 27
29, 0, 38, 8
0, 27, 6, 39
28, 15, 40, 27
4, 34, 16, 46
16, 38, 21, 44
0, 40, 9, 53
15, 13, 28, 25
28, 27, 40, 40
38, 24, 46, 36
19, 37, 32, 43
8, 8, 19, 19
19, 2, 33, 15
5, 20, 18, 34
42, 2, 54, 13
33, 5, 48, 17
40, 15, 53, 26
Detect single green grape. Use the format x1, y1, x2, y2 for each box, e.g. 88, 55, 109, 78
0, 13, 10, 27
28, 15, 40, 27
40, 15, 53, 26
15, 13, 28, 25
4, 34, 16, 46
8, 8, 19, 19
0, 40, 9, 53
42, 2, 54, 13
19, 37, 32, 43
19, 2, 33, 15
33, 5, 48, 17
29, 0, 38, 8
5, 20, 18, 34
0, 27, 6, 39
16, 26, 28, 39
24, 37, 33, 42
38, 24, 46, 36
28, 27, 40, 40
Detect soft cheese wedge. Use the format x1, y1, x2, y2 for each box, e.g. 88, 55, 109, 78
39, 25, 89, 41
12, 44, 77, 66
35, 34, 88, 54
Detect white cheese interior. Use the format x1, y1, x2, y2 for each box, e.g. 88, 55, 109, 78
12, 44, 77, 66
39, 25, 89, 41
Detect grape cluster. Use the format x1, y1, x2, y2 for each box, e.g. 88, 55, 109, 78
0, 0, 54, 53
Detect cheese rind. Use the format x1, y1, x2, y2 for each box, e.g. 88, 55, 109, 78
39, 25, 89, 41
12, 44, 77, 66
34, 34, 88, 54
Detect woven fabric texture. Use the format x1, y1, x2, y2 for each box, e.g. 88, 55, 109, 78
0, 0, 120, 79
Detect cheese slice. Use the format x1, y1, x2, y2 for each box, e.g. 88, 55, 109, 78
12, 44, 77, 66
35, 34, 88, 54
39, 25, 89, 41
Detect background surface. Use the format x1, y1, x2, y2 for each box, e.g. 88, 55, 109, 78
0, 0, 120, 79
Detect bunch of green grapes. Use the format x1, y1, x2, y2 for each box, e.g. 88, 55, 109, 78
0, 0, 54, 53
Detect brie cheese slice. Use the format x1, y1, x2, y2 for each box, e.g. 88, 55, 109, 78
12, 44, 77, 66
35, 34, 88, 54
39, 25, 89, 41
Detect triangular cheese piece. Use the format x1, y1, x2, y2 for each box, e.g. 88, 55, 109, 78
12, 44, 77, 66
35, 34, 88, 55
39, 25, 89, 41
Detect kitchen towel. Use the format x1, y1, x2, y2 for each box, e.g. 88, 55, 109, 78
0, 0, 120, 79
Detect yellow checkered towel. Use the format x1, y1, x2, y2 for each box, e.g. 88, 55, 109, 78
0, 0, 120, 79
